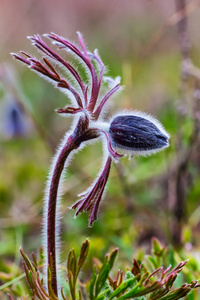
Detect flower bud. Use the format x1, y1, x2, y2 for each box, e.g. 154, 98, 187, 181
109, 112, 169, 156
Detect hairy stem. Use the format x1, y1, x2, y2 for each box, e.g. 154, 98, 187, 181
46, 133, 82, 296
45, 116, 98, 296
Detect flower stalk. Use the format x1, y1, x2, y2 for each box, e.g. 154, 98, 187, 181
47, 137, 74, 295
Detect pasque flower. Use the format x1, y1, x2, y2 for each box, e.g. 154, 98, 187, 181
12, 33, 169, 296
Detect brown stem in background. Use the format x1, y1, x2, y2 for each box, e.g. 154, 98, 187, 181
175, 0, 191, 60
132, 0, 200, 79
166, 0, 200, 247
169, 0, 200, 246
169, 0, 191, 246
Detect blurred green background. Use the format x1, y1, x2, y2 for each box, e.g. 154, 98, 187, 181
1, 0, 200, 298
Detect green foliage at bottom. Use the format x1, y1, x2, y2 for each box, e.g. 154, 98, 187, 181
2, 238, 199, 300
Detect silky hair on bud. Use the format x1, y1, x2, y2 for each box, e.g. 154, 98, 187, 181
108, 110, 170, 157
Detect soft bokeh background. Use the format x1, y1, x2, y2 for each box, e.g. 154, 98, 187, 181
1, 0, 200, 298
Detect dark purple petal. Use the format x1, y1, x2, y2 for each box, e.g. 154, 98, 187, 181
47, 32, 100, 111
11, 52, 31, 66
12, 33, 121, 118
28, 34, 86, 101
12, 51, 83, 108
109, 114, 169, 154
88, 48, 105, 91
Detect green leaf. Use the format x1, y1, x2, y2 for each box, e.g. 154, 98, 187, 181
117, 280, 162, 300
158, 283, 196, 300
89, 267, 97, 300
77, 239, 90, 274
95, 257, 109, 297
109, 276, 139, 300
20, 249, 35, 273
0, 273, 25, 291
108, 248, 118, 270
68, 271, 75, 300
147, 255, 158, 269
68, 249, 77, 279
61, 287, 67, 300
152, 238, 165, 257
94, 249, 118, 297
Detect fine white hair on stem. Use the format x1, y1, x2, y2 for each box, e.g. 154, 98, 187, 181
42, 131, 69, 294
42, 116, 91, 295
42, 129, 77, 295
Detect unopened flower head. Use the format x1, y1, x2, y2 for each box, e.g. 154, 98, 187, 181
12, 32, 170, 226
108, 111, 169, 157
